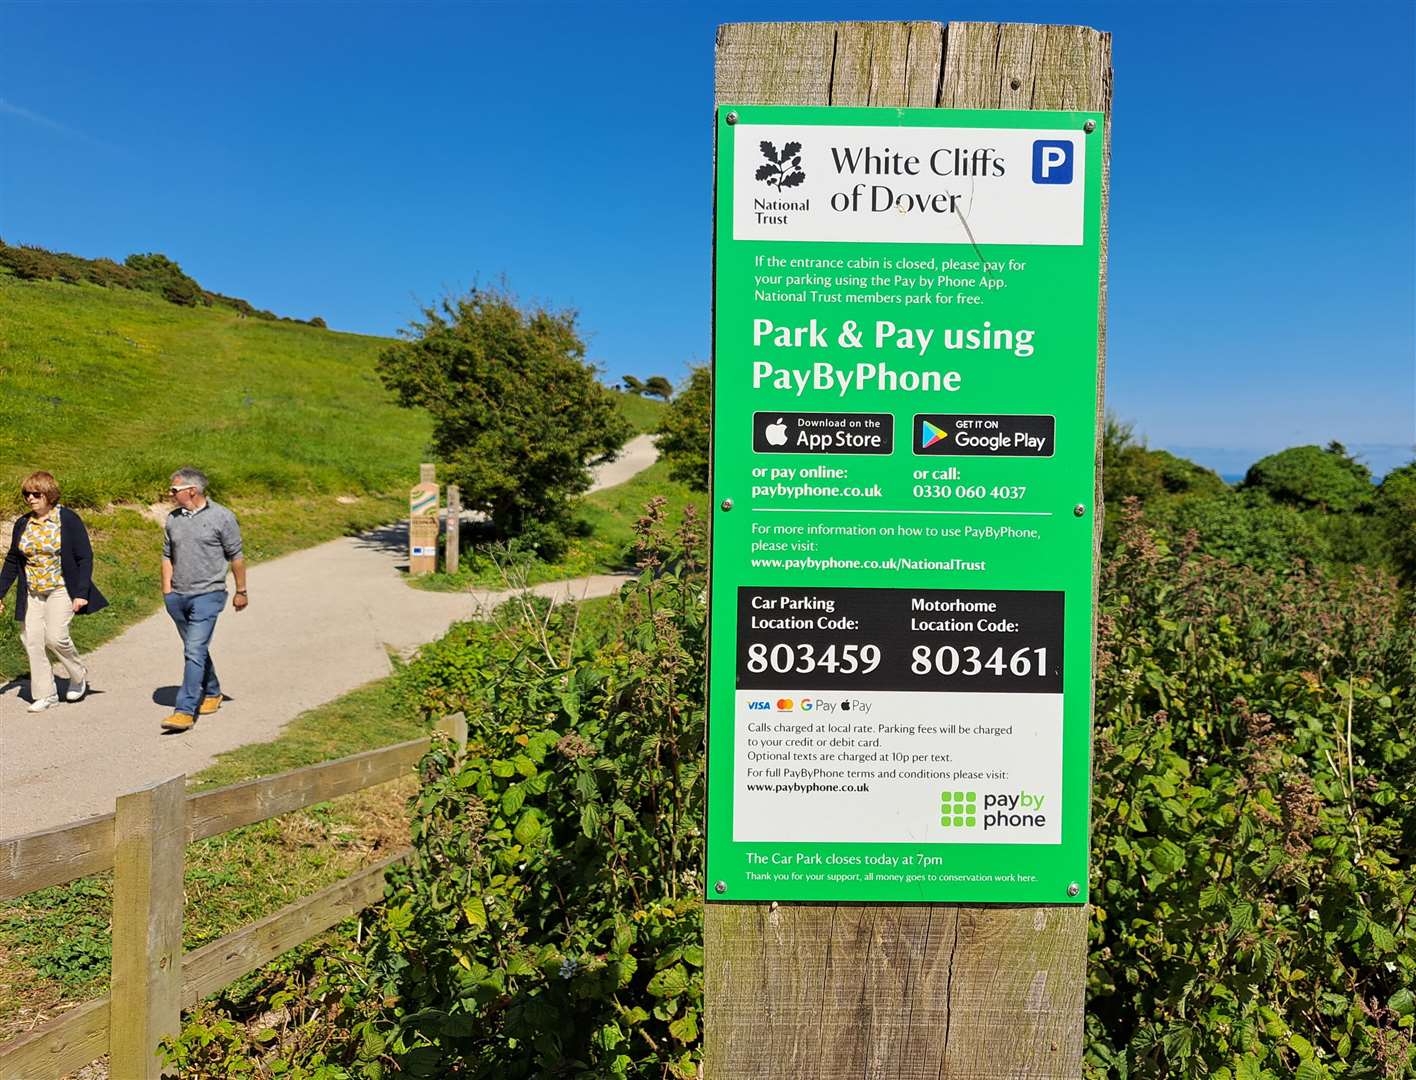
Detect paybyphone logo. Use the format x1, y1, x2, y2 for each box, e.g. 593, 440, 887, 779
1031, 140, 1074, 184
756, 140, 806, 189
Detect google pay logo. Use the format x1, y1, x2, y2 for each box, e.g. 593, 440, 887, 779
1031, 140, 1074, 184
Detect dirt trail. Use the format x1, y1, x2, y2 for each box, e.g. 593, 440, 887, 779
0, 435, 657, 837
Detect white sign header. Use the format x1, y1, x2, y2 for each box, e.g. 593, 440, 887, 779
733, 124, 1086, 246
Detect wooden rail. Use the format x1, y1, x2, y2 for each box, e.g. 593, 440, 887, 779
0, 714, 466, 1079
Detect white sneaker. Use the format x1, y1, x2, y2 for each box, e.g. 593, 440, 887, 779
65, 678, 88, 703
27, 695, 59, 713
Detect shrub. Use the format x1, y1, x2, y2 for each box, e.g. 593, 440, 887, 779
124, 251, 207, 307
655, 365, 711, 493
1087, 500, 1415, 1078
358, 499, 707, 1078
1375, 461, 1416, 583
1242, 443, 1375, 513
377, 286, 633, 556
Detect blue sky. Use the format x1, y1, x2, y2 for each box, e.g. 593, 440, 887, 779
2, 1, 1412, 476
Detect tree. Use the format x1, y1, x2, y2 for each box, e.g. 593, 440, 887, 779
1375, 460, 1416, 582
643, 375, 674, 401
1240, 444, 1374, 513
655, 365, 711, 492
622, 374, 647, 394
378, 287, 633, 554
123, 252, 206, 307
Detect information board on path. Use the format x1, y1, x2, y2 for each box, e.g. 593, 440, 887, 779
706, 105, 1104, 904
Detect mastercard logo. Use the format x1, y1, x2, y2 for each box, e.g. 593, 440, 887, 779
775, 698, 794, 711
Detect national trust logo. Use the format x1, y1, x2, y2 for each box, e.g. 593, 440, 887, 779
755, 140, 805, 189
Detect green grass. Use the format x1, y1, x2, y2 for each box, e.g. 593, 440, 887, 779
0, 274, 433, 678
608, 390, 667, 434
0, 274, 431, 507
412, 458, 707, 591
0, 673, 428, 1040
0, 275, 664, 678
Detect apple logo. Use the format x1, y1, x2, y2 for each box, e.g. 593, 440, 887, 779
764, 418, 789, 446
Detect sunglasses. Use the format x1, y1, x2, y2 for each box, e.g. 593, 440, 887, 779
21, 491, 45, 499
169, 484, 196, 495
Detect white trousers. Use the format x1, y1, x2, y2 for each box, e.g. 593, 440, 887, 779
23, 587, 87, 701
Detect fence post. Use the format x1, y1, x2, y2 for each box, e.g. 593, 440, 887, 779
438, 712, 469, 756
706, 21, 1110, 1077
110, 775, 186, 1079
445, 484, 461, 575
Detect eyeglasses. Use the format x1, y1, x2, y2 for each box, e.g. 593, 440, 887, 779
169, 485, 195, 495
21, 491, 44, 499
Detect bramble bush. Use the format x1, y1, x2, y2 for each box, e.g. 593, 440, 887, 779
164, 494, 1412, 1078
1086, 500, 1414, 1078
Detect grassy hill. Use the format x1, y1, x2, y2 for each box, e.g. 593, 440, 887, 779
0, 273, 433, 678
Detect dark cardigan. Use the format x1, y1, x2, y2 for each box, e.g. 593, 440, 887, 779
0, 506, 109, 622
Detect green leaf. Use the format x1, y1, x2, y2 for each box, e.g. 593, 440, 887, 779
490, 759, 516, 778
1389, 987, 1416, 1018
1234, 1055, 1263, 1080
668, 1010, 699, 1043
462, 897, 487, 930
1368, 921, 1397, 953
646, 963, 690, 998
513, 810, 543, 846
682, 944, 704, 968
1295, 1061, 1325, 1080
1150, 839, 1186, 875
501, 784, 525, 815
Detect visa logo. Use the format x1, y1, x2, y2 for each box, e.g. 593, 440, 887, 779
747, 700, 771, 711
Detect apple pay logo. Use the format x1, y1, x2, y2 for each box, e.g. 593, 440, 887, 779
1031, 140, 1074, 184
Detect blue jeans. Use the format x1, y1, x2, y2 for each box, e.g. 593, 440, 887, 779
163, 590, 226, 716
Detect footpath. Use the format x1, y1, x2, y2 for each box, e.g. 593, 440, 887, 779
0, 435, 656, 837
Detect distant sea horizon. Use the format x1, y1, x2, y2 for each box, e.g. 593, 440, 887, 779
1163, 442, 1412, 484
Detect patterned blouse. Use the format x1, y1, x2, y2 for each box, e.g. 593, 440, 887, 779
19, 511, 63, 595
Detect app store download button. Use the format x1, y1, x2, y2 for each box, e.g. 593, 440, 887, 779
753, 411, 894, 455
913, 414, 1055, 457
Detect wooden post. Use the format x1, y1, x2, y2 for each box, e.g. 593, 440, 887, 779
110, 775, 186, 1079
409, 467, 439, 576
445, 484, 461, 575
437, 711, 469, 756
706, 21, 1110, 1077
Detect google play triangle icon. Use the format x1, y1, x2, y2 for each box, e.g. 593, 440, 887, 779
920, 420, 949, 449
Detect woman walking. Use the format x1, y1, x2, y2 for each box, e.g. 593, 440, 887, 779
0, 471, 107, 712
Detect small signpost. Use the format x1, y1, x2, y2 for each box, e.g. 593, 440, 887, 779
445, 484, 461, 575
409, 464, 438, 576
705, 20, 1110, 1076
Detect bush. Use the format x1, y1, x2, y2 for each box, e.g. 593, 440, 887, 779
356, 500, 707, 1078
655, 366, 711, 493
378, 287, 633, 556
124, 251, 207, 307
1087, 501, 1415, 1078
1375, 462, 1416, 583
1242, 443, 1375, 513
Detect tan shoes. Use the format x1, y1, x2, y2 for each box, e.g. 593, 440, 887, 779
162, 696, 222, 731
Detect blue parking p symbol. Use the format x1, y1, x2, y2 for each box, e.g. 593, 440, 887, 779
1032, 140, 1074, 184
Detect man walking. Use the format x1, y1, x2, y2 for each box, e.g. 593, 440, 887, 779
160, 467, 247, 733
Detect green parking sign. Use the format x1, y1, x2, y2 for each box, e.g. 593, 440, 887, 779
706, 105, 1104, 904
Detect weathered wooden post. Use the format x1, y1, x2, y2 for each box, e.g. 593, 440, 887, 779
705, 21, 1110, 1076
110, 775, 186, 1079
409, 464, 438, 576
445, 484, 461, 575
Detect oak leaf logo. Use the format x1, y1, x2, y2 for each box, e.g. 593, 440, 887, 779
755, 140, 805, 189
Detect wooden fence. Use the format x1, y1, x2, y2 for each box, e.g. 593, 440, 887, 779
0, 714, 467, 1079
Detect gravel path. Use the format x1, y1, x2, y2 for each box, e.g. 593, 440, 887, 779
0, 436, 658, 837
